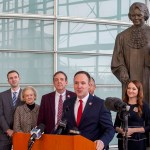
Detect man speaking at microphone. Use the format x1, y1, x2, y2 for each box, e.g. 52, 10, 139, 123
62, 71, 115, 150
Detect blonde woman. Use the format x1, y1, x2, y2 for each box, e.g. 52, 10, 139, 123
13, 86, 39, 133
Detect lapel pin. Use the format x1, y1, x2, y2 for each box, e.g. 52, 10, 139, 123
89, 102, 92, 105
67, 95, 70, 98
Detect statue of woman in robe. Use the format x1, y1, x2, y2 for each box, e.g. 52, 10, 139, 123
111, 2, 150, 105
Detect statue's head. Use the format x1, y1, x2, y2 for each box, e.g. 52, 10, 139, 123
128, 2, 149, 21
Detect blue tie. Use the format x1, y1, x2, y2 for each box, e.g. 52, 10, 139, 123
12, 92, 17, 106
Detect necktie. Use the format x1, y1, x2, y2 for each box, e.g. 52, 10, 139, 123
57, 95, 63, 124
77, 100, 83, 126
12, 92, 17, 106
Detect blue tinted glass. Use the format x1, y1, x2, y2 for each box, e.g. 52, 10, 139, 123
58, 0, 145, 21
57, 54, 120, 85
58, 22, 128, 53
0, 52, 54, 84
0, 19, 53, 51
0, 0, 54, 14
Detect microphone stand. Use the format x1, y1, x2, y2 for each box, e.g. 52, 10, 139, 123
28, 140, 34, 150
122, 109, 129, 150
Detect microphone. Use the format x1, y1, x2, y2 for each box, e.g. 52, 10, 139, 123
28, 123, 45, 150
104, 97, 129, 112
55, 105, 70, 135
69, 127, 80, 135
56, 119, 67, 135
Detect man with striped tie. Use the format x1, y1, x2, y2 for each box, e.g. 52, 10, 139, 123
37, 71, 76, 134
0, 70, 24, 150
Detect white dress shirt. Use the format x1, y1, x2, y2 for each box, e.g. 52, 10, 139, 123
74, 93, 89, 121
11, 88, 20, 100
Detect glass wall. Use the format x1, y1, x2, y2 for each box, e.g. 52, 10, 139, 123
0, 0, 148, 146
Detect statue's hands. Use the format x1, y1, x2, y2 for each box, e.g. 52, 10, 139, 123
120, 70, 129, 83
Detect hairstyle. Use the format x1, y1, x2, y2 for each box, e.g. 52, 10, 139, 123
90, 77, 95, 84
21, 86, 37, 101
53, 71, 68, 81
74, 71, 91, 82
123, 80, 143, 116
128, 2, 149, 21
7, 70, 20, 79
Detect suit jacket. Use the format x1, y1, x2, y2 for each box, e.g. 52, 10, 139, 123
63, 94, 115, 148
37, 90, 76, 134
0, 89, 24, 144
13, 103, 40, 133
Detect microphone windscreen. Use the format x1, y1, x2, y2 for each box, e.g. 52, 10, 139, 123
37, 123, 45, 133
105, 97, 122, 112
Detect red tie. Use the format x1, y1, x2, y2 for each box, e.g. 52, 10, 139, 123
77, 100, 83, 126
57, 95, 63, 124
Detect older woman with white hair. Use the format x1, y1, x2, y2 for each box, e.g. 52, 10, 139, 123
13, 86, 39, 133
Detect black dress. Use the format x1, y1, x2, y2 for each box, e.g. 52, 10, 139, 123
114, 102, 150, 150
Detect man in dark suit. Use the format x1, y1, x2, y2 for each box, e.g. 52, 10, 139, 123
0, 70, 24, 150
37, 71, 76, 134
63, 71, 115, 150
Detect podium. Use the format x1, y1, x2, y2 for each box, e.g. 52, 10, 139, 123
13, 133, 96, 150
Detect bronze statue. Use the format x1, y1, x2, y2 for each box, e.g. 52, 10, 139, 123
111, 2, 150, 105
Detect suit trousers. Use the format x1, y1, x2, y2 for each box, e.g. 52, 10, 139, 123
0, 144, 12, 150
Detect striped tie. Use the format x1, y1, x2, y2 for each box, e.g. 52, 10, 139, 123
12, 92, 17, 106
57, 95, 63, 124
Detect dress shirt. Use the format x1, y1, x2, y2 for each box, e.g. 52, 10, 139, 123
11, 88, 20, 100
74, 93, 89, 121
